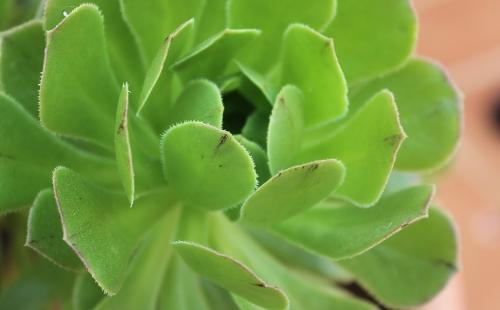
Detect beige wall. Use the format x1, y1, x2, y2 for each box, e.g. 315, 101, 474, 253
415, 0, 500, 309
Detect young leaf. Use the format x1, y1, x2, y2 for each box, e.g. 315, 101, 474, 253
137, 19, 194, 114
44, 0, 145, 92
53, 167, 175, 295
26, 189, 83, 271
241, 159, 345, 226
119, 0, 204, 64
227, 0, 336, 72
173, 241, 289, 310
339, 208, 458, 308
324, 0, 417, 84
40, 4, 119, 147
0, 20, 44, 115
95, 206, 181, 309
280, 24, 348, 126
241, 111, 269, 148
114, 84, 135, 204
235, 135, 271, 184
267, 85, 304, 174
237, 62, 276, 108
299, 90, 406, 207
350, 59, 462, 171
273, 185, 434, 259
172, 29, 261, 83
164, 79, 224, 128
161, 121, 257, 210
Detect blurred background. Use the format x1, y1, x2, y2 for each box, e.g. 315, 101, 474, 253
414, 0, 500, 309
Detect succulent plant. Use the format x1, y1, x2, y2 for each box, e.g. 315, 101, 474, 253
0, 0, 462, 309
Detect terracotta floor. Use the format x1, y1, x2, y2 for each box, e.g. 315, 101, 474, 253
414, 0, 500, 309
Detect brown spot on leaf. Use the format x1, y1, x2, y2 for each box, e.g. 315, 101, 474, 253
214, 134, 229, 153
384, 134, 403, 146
253, 283, 266, 288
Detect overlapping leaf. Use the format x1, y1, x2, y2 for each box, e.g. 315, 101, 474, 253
161, 122, 256, 210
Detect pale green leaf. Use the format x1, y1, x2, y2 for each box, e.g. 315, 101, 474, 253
241, 159, 345, 226
44, 0, 145, 92
137, 19, 194, 114
324, 0, 417, 84
235, 135, 271, 184
211, 215, 376, 310
339, 207, 458, 308
350, 59, 462, 171
164, 79, 224, 128
237, 62, 276, 109
273, 185, 434, 259
95, 206, 180, 309
53, 167, 175, 294
267, 85, 304, 174
299, 90, 405, 207
194, 0, 227, 44
172, 29, 261, 84
26, 189, 83, 270
161, 121, 257, 210
241, 112, 269, 148
280, 24, 348, 126
114, 84, 134, 204
0, 20, 44, 115
119, 0, 204, 64
40, 4, 120, 147
227, 0, 336, 72
174, 241, 289, 310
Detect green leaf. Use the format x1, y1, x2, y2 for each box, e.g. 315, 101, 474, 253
237, 62, 276, 109
0, 20, 44, 115
161, 121, 257, 210
339, 207, 458, 308
72, 273, 103, 310
0, 93, 117, 213
0, 158, 50, 215
164, 79, 224, 128
241, 111, 269, 148
194, 0, 227, 43
119, 0, 204, 64
44, 0, 145, 93
211, 215, 376, 310
227, 0, 336, 72
267, 85, 304, 174
241, 159, 345, 226
114, 84, 135, 204
95, 206, 180, 309
350, 59, 462, 171
324, 0, 417, 84
137, 18, 194, 114
280, 24, 348, 126
273, 185, 434, 260
235, 135, 271, 185
40, 4, 120, 147
174, 241, 289, 310
299, 90, 406, 207
53, 167, 175, 294
26, 189, 83, 270
172, 29, 261, 84
157, 255, 210, 310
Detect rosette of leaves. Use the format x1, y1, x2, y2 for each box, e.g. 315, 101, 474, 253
0, 0, 462, 309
